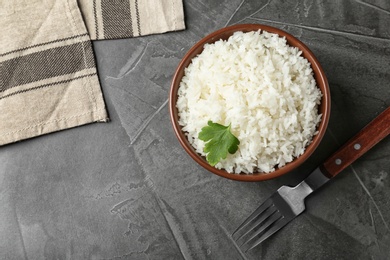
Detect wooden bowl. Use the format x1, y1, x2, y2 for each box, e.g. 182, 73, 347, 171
169, 24, 331, 181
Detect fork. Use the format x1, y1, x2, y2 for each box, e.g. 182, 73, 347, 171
232, 106, 390, 252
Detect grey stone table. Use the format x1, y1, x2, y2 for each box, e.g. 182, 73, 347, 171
1, 1, 390, 259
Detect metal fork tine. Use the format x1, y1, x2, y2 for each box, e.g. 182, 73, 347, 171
232, 199, 273, 240
240, 210, 282, 247
232, 172, 322, 251
241, 217, 287, 252
234, 205, 277, 244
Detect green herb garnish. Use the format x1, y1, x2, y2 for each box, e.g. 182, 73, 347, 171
198, 121, 240, 166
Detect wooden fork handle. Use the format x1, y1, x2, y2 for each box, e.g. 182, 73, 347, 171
322, 106, 390, 178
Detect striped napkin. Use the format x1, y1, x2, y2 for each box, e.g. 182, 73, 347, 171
0, 0, 185, 146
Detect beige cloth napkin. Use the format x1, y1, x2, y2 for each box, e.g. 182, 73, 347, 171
0, 0, 185, 146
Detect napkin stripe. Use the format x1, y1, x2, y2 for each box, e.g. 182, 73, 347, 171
79, 0, 185, 41
93, 0, 99, 39
0, 41, 96, 92
0, 33, 89, 58
0, 73, 95, 101
101, 0, 133, 39
135, 0, 141, 35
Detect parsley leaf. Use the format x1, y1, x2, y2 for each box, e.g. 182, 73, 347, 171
198, 121, 240, 166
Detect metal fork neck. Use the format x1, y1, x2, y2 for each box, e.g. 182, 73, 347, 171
303, 167, 331, 191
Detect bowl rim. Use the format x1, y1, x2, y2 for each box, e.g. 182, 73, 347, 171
169, 23, 331, 182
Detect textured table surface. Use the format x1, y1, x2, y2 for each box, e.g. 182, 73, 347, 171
1, 1, 390, 259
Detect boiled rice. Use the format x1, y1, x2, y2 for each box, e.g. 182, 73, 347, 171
176, 30, 322, 174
